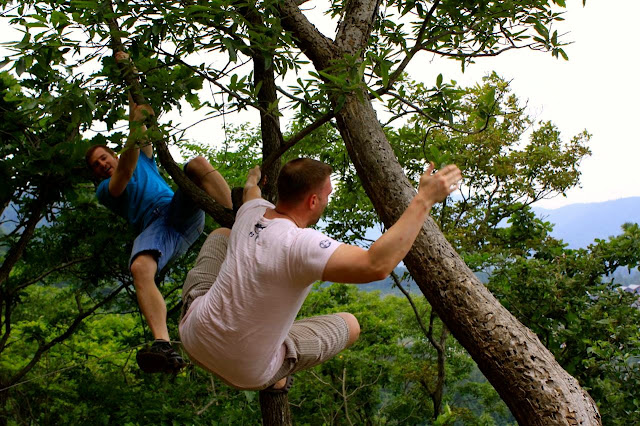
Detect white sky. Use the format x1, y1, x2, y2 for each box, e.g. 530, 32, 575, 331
3, 0, 638, 209
399, 0, 640, 208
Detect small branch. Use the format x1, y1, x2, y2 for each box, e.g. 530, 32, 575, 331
260, 112, 334, 173
387, 91, 493, 135
375, 0, 442, 97
341, 367, 354, 426
12, 256, 94, 293
391, 271, 429, 338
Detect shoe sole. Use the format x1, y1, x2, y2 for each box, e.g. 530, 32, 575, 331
136, 351, 169, 373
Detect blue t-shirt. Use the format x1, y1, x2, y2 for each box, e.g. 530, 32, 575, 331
96, 154, 174, 233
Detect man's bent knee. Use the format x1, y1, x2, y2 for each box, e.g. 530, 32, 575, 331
212, 227, 231, 237
185, 156, 212, 183
337, 312, 360, 347
130, 253, 158, 284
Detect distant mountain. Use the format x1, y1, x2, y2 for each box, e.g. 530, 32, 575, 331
533, 197, 640, 249
342, 267, 489, 296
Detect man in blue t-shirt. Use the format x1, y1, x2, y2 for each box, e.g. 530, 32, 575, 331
86, 94, 232, 373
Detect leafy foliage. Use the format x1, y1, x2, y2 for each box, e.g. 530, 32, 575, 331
0, 0, 631, 423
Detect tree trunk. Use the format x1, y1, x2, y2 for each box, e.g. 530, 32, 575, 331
334, 91, 601, 425
258, 391, 292, 426
275, 0, 601, 421
252, 50, 282, 203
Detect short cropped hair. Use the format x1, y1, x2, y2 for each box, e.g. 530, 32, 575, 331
85, 145, 116, 168
277, 158, 332, 205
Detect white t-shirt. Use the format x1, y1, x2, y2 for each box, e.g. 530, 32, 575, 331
179, 198, 341, 388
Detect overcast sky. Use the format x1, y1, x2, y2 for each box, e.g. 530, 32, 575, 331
400, 0, 640, 208
3, 1, 638, 209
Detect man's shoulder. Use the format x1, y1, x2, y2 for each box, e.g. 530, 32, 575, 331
237, 198, 274, 217
96, 178, 111, 202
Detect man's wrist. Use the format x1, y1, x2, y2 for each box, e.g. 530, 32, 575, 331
413, 192, 434, 213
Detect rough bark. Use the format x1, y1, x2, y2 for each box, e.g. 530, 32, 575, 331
276, 0, 601, 424
252, 52, 282, 203
258, 391, 292, 426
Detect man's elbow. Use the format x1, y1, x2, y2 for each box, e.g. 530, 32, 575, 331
366, 263, 391, 282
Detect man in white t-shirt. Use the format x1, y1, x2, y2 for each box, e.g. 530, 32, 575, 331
179, 158, 461, 391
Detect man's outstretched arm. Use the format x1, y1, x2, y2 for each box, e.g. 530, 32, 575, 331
108, 99, 153, 198
107, 52, 153, 197
243, 166, 263, 203
322, 163, 462, 284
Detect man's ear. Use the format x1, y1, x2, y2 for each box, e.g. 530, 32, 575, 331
308, 194, 318, 209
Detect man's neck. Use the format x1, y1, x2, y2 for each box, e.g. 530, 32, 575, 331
265, 206, 305, 228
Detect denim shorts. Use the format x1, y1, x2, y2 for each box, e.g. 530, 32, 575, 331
130, 189, 205, 274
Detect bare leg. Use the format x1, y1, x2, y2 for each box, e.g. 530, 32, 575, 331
336, 312, 360, 347
185, 156, 232, 209
130, 253, 169, 341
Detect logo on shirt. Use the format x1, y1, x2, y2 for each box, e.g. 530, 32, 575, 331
249, 223, 266, 240
319, 239, 332, 249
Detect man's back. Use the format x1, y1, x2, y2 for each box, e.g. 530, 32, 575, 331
180, 198, 340, 388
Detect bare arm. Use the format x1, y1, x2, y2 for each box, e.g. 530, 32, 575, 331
243, 166, 263, 203
129, 92, 152, 159
322, 163, 462, 283
120, 53, 152, 158
108, 101, 154, 198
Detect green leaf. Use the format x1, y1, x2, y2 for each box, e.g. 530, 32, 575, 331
70, 0, 99, 9
16, 58, 26, 76
222, 38, 237, 63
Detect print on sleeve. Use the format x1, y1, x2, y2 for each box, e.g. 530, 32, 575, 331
319, 239, 332, 249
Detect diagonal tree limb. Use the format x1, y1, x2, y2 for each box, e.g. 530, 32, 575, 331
260, 112, 334, 174
105, 0, 234, 227
335, 0, 381, 56
0, 189, 49, 288
375, 0, 441, 98
12, 256, 94, 294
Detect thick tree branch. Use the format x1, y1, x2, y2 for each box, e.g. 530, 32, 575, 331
277, 0, 338, 70
335, 0, 381, 56
0, 290, 12, 353
0, 189, 49, 287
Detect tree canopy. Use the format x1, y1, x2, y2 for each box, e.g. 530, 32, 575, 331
1, 0, 629, 424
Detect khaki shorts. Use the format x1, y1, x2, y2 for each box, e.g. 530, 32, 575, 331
258, 313, 350, 390
181, 232, 351, 390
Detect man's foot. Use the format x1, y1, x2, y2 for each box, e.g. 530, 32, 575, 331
136, 340, 188, 374
263, 376, 294, 393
